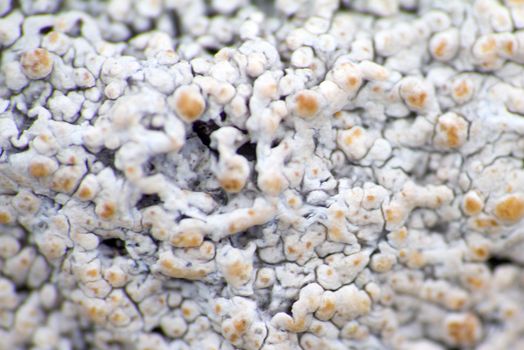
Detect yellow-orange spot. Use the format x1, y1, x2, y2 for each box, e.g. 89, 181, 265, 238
261, 82, 277, 98
259, 176, 284, 195
343, 127, 362, 146
434, 40, 447, 58
295, 91, 319, 118
0, 211, 11, 224
182, 307, 191, 317
329, 227, 342, 240
98, 202, 116, 220
68, 155, 77, 164
345, 73, 362, 91
407, 250, 425, 269
287, 317, 306, 332
474, 218, 499, 228
21, 48, 53, 79
473, 247, 489, 260
160, 258, 207, 280
385, 208, 402, 224
51, 176, 75, 193
171, 231, 203, 248
440, 123, 460, 148
371, 256, 392, 273
233, 318, 247, 333
494, 195, 524, 222
202, 242, 214, 256
465, 276, 485, 290
125, 166, 137, 176
48, 32, 60, 43
86, 268, 99, 278
504, 41, 514, 56
448, 297, 466, 311
453, 81, 470, 99
446, 314, 481, 347
319, 299, 335, 314
227, 261, 251, 282
480, 38, 496, 54
78, 186, 92, 200
407, 92, 428, 109
109, 310, 128, 325
464, 197, 482, 215
29, 162, 50, 177
106, 272, 118, 284
503, 308, 516, 319
220, 178, 244, 193
86, 305, 107, 323
42, 241, 65, 259
397, 228, 408, 240
175, 90, 204, 122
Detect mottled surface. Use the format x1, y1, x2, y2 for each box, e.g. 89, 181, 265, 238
1, 0, 524, 349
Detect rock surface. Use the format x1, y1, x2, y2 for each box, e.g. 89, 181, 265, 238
1, 0, 524, 349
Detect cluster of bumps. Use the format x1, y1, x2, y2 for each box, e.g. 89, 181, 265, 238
2, 0, 524, 349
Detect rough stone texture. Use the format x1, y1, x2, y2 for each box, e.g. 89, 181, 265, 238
1, 0, 524, 349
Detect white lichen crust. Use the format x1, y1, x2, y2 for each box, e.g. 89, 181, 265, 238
1, 0, 524, 349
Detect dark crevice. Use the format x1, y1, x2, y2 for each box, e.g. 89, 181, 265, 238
256, 294, 271, 312
208, 188, 228, 207
69, 18, 83, 37
192, 119, 220, 153
150, 326, 165, 336
237, 141, 257, 161
203, 45, 220, 56
487, 256, 516, 270
16, 113, 35, 133
99, 237, 128, 257
39, 25, 54, 35
145, 161, 157, 174
136, 194, 162, 209
177, 214, 190, 221
15, 284, 32, 294
431, 221, 449, 234
95, 148, 116, 168
170, 9, 183, 38
282, 297, 293, 316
